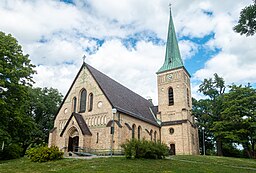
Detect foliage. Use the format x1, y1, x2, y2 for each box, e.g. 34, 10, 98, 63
0, 143, 23, 160
194, 73, 256, 159
26, 146, 63, 162
26, 87, 63, 143
0, 31, 36, 159
217, 84, 256, 158
0, 31, 62, 160
198, 73, 226, 156
192, 98, 215, 155
121, 139, 169, 159
1, 156, 256, 173
234, 1, 256, 36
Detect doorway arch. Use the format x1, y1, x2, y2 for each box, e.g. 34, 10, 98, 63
67, 127, 79, 152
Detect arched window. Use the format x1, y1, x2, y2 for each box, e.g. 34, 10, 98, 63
150, 130, 153, 141
88, 93, 93, 111
154, 131, 157, 143
168, 87, 174, 106
80, 89, 87, 112
138, 126, 141, 140
72, 97, 77, 112
187, 88, 190, 107
132, 124, 136, 139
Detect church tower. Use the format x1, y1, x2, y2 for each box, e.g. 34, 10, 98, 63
157, 7, 199, 155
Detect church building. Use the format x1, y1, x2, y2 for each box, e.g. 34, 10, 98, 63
48, 8, 199, 155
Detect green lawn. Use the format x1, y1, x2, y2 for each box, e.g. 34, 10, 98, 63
0, 155, 256, 173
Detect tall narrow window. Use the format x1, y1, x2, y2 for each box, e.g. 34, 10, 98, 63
138, 126, 141, 140
72, 97, 77, 112
187, 88, 190, 107
132, 124, 136, 139
168, 87, 174, 106
150, 130, 153, 141
80, 89, 87, 112
96, 132, 99, 143
88, 93, 93, 111
154, 131, 157, 143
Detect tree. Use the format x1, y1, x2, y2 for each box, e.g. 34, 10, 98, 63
234, 1, 256, 36
192, 98, 215, 155
217, 85, 256, 158
26, 87, 63, 143
0, 31, 36, 159
198, 73, 226, 156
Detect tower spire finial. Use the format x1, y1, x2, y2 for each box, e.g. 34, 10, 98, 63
169, 3, 172, 9
157, 4, 184, 74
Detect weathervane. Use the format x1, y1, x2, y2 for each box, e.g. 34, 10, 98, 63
169, 3, 172, 9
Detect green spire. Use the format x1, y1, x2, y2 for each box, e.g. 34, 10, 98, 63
157, 7, 183, 74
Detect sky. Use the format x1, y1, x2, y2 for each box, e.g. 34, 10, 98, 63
0, 0, 256, 104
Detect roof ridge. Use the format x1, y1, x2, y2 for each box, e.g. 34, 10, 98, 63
85, 63, 159, 126
85, 63, 154, 106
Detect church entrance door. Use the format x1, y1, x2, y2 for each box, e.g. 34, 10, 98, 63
169, 144, 176, 155
68, 136, 79, 152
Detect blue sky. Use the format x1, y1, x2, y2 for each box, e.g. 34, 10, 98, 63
0, 0, 255, 103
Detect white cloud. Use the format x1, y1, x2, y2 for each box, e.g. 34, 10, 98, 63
33, 64, 79, 95
179, 40, 199, 60
195, 53, 256, 85
0, 0, 255, 104
87, 39, 164, 104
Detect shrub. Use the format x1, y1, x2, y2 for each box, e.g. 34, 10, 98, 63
26, 146, 63, 162
121, 139, 169, 159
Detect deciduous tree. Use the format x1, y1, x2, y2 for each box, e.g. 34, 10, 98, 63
234, 1, 256, 36
198, 73, 226, 156
0, 31, 36, 159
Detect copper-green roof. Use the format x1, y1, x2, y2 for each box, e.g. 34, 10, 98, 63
157, 8, 184, 74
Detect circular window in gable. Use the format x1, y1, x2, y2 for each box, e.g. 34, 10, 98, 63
97, 101, 103, 108
169, 128, 174, 134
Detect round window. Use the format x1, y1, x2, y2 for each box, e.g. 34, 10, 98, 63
97, 101, 103, 108
169, 128, 174, 134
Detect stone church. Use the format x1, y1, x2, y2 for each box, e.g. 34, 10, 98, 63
48, 9, 199, 155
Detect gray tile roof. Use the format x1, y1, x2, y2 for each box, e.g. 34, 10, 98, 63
85, 63, 159, 127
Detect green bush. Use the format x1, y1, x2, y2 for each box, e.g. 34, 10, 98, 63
26, 146, 63, 162
121, 139, 169, 159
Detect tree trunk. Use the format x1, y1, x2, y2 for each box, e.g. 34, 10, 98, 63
216, 138, 223, 156
22, 143, 30, 156
243, 143, 252, 158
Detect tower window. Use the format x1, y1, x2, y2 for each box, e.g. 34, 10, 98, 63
80, 89, 87, 112
168, 87, 174, 106
88, 93, 93, 111
187, 88, 190, 107
72, 97, 77, 112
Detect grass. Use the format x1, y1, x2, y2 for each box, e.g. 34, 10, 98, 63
0, 155, 256, 173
